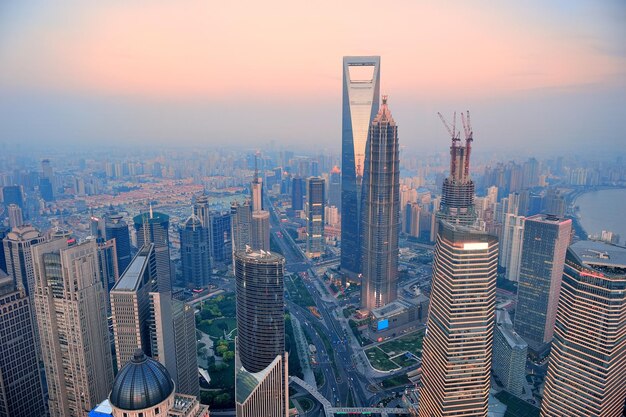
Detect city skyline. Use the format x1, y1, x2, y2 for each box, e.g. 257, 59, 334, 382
0, 3, 625, 415
0, 2, 624, 154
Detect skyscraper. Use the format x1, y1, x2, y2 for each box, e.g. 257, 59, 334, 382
341, 56, 380, 277
134, 209, 172, 293
305, 177, 325, 259
210, 211, 232, 264
3, 225, 46, 360
7, 203, 23, 228
251, 209, 270, 252
105, 212, 132, 275
110, 244, 156, 368
111, 245, 199, 397
499, 213, 525, 282
2, 185, 24, 209
360, 97, 400, 310
435, 113, 477, 227
171, 297, 200, 398
0, 271, 46, 417
328, 166, 341, 210
180, 214, 211, 288
541, 241, 626, 417
251, 154, 263, 212
33, 238, 114, 417
96, 237, 119, 308
291, 177, 304, 211
231, 200, 252, 253
234, 249, 288, 417
418, 222, 498, 417
3, 225, 45, 295
492, 310, 527, 397
513, 214, 571, 352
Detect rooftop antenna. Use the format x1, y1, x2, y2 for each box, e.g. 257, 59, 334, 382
149, 202, 154, 219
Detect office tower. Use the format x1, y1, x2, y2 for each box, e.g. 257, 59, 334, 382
341, 56, 381, 277
96, 238, 119, 299
305, 177, 325, 258
40, 159, 55, 201
418, 222, 498, 417
180, 214, 211, 288
210, 211, 232, 263
3, 225, 45, 295
111, 246, 199, 397
251, 155, 263, 211
90, 214, 106, 239
171, 298, 200, 397
492, 310, 527, 396
134, 209, 172, 293
234, 249, 288, 417
33, 238, 114, 417
105, 212, 132, 275
513, 214, 571, 352
360, 97, 400, 310
0, 271, 46, 417
7, 203, 23, 228
41, 158, 53, 180
108, 350, 209, 417
110, 244, 157, 368
291, 177, 304, 211
436, 113, 477, 228
0, 226, 8, 274
499, 214, 525, 282
251, 210, 270, 252
2, 185, 23, 208
39, 177, 54, 201
541, 241, 626, 417
231, 201, 252, 253
193, 194, 211, 228
328, 166, 341, 210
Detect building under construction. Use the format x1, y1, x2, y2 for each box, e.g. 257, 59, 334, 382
435, 111, 477, 227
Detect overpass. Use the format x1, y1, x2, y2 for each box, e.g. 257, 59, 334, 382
290, 376, 411, 417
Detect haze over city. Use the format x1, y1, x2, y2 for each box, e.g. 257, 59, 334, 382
1, 2, 626, 417
1, 0, 625, 154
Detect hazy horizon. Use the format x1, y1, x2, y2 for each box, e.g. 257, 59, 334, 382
1, 1, 624, 155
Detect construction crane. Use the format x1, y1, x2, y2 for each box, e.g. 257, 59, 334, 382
461, 110, 473, 178
438, 112, 461, 178
438, 112, 460, 143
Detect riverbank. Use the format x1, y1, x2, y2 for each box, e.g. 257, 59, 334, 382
568, 186, 626, 243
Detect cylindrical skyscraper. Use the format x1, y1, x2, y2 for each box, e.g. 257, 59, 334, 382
235, 249, 285, 372
541, 241, 626, 417
234, 249, 288, 417
360, 96, 400, 310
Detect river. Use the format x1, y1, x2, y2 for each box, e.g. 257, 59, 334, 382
575, 188, 626, 245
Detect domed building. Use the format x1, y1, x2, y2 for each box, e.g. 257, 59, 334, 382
104, 350, 209, 417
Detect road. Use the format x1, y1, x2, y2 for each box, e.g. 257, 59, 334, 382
266, 196, 382, 408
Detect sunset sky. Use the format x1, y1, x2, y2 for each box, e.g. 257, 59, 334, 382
0, 1, 624, 155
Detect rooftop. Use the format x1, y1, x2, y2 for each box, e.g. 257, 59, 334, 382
570, 240, 626, 270
112, 245, 152, 291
